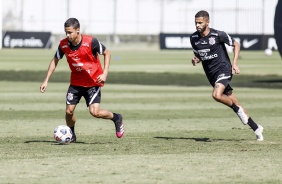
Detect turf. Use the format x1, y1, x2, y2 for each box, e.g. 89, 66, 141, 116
0, 82, 282, 183
0, 49, 282, 89
0, 49, 282, 183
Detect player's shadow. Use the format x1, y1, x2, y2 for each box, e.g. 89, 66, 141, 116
154, 136, 245, 142
24, 140, 112, 145
154, 136, 212, 142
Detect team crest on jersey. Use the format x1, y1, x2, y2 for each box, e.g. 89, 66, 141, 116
209, 37, 216, 45
67, 93, 74, 101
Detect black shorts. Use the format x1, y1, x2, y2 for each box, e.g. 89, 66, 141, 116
208, 72, 233, 95
66, 85, 101, 107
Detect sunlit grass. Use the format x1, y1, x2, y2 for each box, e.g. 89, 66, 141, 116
0, 82, 281, 183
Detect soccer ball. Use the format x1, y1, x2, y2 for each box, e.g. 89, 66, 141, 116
53, 125, 73, 144
264, 48, 273, 56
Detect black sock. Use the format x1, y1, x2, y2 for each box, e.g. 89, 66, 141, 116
112, 113, 119, 122
247, 117, 259, 131
230, 103, 239, 113
70, 126, 75, 135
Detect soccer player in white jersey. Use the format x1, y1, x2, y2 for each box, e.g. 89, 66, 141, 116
190, 10, 263, 141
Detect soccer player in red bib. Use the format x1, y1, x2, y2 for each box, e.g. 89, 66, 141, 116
190, 10, 263, 141
40, 18, 124, 142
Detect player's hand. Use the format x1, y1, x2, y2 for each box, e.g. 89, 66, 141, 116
97, 73, 107, 83
40, 81, 48, 93
232, 64, 240, 74
191, 56, 199, 66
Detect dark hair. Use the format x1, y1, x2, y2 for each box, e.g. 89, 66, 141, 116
64, 18, 80, 29
195, 10, 209, 20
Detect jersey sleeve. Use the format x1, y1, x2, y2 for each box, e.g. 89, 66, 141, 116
92, 38, 106, 55
218, 31, 234, 46
54, 46, 64, 60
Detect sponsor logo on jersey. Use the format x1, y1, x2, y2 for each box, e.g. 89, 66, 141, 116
197, 49, 218, 61
195, 41, 208, 45
72, 63, 84, 67
74, 57, 80, 61
199, 51, 207, 57
76, 68, 83, 72
82, 43, 89, 47
198, 49, 210, 52
192, 34, 198, 38
209, 37, 216, 45
62, 45, 68, 48
201, 53, 218, 61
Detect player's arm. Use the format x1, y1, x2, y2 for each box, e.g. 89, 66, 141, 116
218, 31, 241, 74
40, 57, 59, 93
232, 40, 241, 74
40, 47, 63, 93
99, 49, 111, 83
190, 37, 201, 66
92, 38, 110, 83
191, 49, 201, 66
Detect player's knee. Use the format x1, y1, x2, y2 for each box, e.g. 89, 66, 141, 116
90, 110, 101, 118
212, 92, 222, 102
65, 109, 74, 116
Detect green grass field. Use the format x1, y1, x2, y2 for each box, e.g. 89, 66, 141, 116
0, 49, 282, 183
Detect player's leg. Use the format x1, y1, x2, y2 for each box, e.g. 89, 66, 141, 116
212, 82, 233, 106
212, 83, 263, 141
212, 82, 250, 123
212, 82, 244, 115
66, 104, 77, 142
228, 92, 249, 121
65, 85, 82, 142
211, 74, 249, 124
228, 92, 264, 141
89, 103, 114, 119
86, 86, 124, 138
212, 82, 248, 123
66, 104, 77, 127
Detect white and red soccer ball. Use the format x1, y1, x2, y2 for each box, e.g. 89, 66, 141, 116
53, 125, 73, 144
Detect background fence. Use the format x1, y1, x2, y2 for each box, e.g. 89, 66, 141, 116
0, 0, 279, 48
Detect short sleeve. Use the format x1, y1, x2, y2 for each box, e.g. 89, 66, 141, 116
218, 31, 234, 46
54, 46, 64, 60
92, 38, 106, 55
